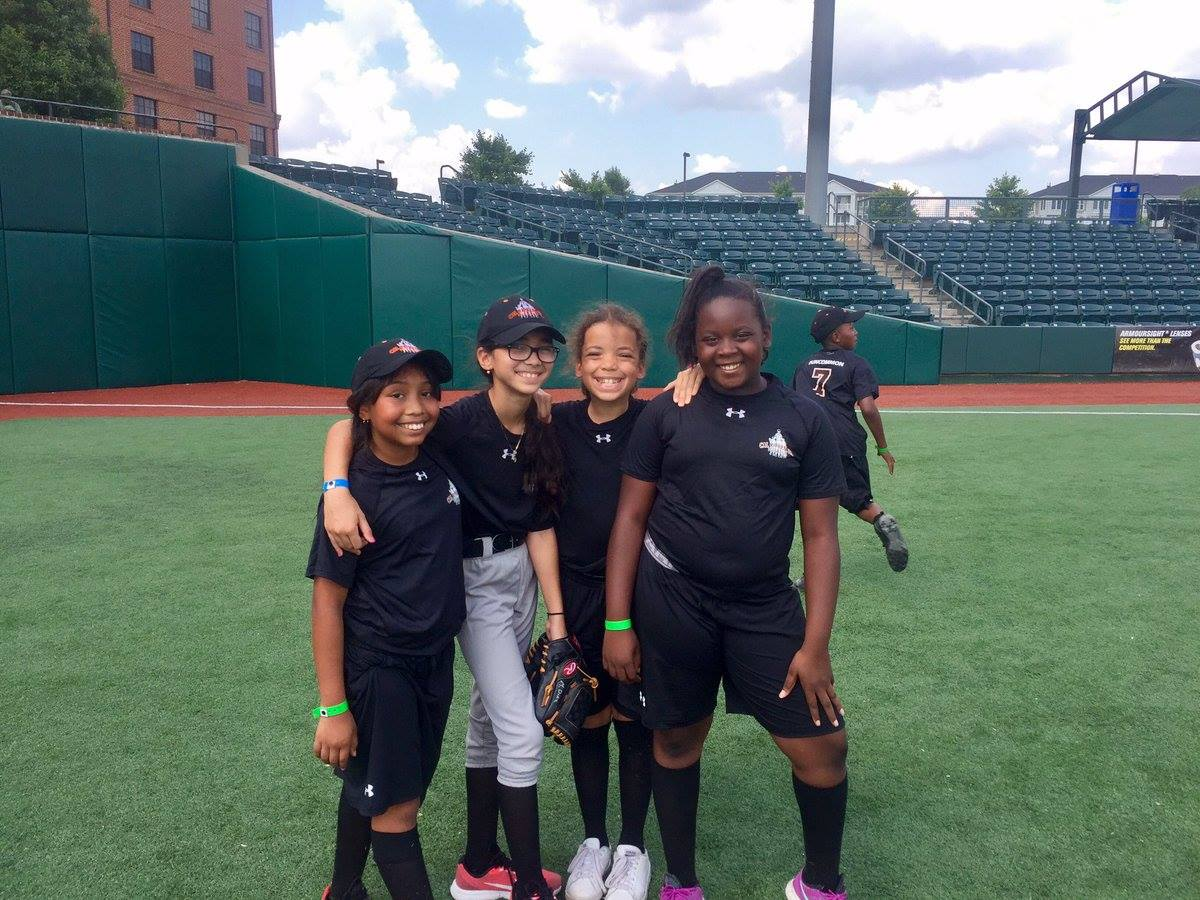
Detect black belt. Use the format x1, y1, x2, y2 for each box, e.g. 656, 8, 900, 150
463, 533, 525, 559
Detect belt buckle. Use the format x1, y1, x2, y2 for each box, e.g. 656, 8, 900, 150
481, 535, 495, 557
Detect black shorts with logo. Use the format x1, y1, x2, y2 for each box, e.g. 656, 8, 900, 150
335, 640, 455, 817
632, 544, 844, 739
839, 453, 873, 514
562, 568, 643, 720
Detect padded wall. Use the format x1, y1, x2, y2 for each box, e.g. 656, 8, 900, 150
5, 231, 96, 392
165, 240, 239, 382
952, 326, 1116, 375
604, 265, 685, 387
236, 241, 282, 382
90, 236, 171, 387
277, 238, 326, 386
0, 119, 87, 233
83, 129, 163, 237
371, 233, 453, 358
450, 236, 530, 382
160, 139, 234, 240
529, 252, 609, 388
321, 236, 372, 387
0, 232, 11, 394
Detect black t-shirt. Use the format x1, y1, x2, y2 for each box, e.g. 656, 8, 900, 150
554, 397, 649, 582
425, 391, 554, 541
307, 447, 466, 656
793, 348, 880, 456
622, 375, 845, 596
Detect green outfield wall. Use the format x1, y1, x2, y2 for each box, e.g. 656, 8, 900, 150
939, 326, 1118, 376
1, 118, 941, 393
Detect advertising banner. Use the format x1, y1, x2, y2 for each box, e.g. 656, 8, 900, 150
1112, 327, 1200, 374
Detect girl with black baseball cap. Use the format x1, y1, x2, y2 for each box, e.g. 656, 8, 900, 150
321, 297, 569, 900
308, 339, 463, 899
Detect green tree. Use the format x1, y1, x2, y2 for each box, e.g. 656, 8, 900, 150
560, 168, 612, 206
0, 0, 124, 119
1180, 185, 1200, 200
770, 176, 795, 199
458, 130, 533, 185
602, 166, 631, 196
868, 183, 918, 223
974, 172, 1034, 222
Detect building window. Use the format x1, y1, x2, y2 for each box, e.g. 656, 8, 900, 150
191, 0, 211, 30
249, 124, 266, 156
193, 51, 214, 89
247, 68, 265, 103
1050, 199, 1064, 212
131, 31, 154, 73
245, 12, 262, 49
133, 95, 157, 129
131, 0, 151, 9
197, 111, 216, 138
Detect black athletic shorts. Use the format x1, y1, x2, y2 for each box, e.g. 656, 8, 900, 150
336, 640, 455, 817
840, 453, 873, 514
633, 545, 844, 739
562, 568, 643, 720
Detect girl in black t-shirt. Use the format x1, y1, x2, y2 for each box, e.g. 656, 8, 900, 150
308, 340, 463, 900
322, 298, 570, 900
604, 266, 852, 900
552, 304, 655, 900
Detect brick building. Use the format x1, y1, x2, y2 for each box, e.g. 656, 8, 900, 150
89, 0, 279, 156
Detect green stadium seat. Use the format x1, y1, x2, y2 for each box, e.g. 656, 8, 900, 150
1079, 303, 1107, 323
844, 304, 873, 315
1052, 303, 1081, 323
876, 303, 904, 318
1104, 303, 1132, 321
1157, 303, 1185, 321
849, 289, 880, 305
994, 304, 1026, 326
1025, 303, 1053, 324
903, 304, 933, 323
819, 288, 851, 306
1131, 303, 1161, 323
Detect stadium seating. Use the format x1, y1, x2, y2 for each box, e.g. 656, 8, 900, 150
877, 220, 1200, 326
250, 160, 917, 315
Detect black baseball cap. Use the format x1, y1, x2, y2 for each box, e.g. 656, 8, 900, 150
810, 306, 866, 343
351, 338, 453, 391
476, 296, 566, 346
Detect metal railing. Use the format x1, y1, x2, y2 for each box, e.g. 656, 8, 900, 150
1084, 71, 1165, 135
856, 194, 1155, 226
883, 236, 990, 324
0, 94, 240, 143
934, 271, 993, 325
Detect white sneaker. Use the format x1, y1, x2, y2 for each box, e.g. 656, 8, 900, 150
565, 838, 612, 900
603, 844, 652, 900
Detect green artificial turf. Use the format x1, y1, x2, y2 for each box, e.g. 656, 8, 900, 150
2, 408, 1197, 898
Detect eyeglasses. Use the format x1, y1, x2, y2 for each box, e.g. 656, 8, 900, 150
505, 343, 560, 363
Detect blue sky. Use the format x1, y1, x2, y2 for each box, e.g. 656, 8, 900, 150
273, 1, 1200, 199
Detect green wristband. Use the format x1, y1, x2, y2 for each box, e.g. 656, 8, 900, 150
312, 700, 350, 719
604, 618, 633, 632
876, 446, 890, 456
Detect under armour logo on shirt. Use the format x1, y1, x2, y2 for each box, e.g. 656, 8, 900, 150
364, 784, 374, 798
501, 448, 518, 461
726, 408, 746, 419
595, 433, 612, 443
415, 471, 428, 481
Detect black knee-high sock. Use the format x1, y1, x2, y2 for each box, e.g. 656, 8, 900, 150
463, 767, 501, 874
372, 828, 434, 900
498, 783, 544, 884
614, 719, 652, 850
331, 794, 371, 896
793, 774, 848, 892
570, 723, 611, 846
652, 760, 700, 887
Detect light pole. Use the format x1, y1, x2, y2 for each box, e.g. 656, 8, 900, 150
682, 151, 691, 197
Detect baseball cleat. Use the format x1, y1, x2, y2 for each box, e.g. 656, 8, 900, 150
605, 844, 652, 900
565, 838, 611, 900
786, 869, 846, 900
872, 513, 908, 572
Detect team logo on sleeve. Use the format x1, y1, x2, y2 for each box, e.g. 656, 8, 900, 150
759, 429, 794, 459
446, 480, 460, 505
725, 408, 746, 419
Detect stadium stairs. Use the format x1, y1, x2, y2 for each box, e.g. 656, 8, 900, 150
872, 219, 1200, 327
248, 157, 939, 325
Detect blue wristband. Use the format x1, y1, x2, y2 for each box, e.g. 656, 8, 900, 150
322, 478, 350, 493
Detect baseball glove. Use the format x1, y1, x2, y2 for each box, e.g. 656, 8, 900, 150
524, 633, 599, 746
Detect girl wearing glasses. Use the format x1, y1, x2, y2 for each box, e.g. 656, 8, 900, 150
322, 296, 568, 900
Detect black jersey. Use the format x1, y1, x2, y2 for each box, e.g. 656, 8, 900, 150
554, 397, 649, 581
622, 375, 845, 596
793, 348, 880, 455
425, 391, 554, 541
307, 448, 466, 656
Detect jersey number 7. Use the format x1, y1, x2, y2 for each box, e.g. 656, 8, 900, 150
811, 367, 832, 397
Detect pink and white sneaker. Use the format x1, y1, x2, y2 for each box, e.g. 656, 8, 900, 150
786, 869, 846, 900
659, 877, 704, 899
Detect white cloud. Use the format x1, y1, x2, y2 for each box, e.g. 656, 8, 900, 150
1030, 144, 1059, 159
776, 164, 789, 172
485, 98, 528, 119
691, 153, 736, 176
877, 177, 944, 197
276, 1, 469, 197
587, 88, 623, 112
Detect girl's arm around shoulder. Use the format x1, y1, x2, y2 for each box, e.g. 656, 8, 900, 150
322, 418, 373, 557
311, 577, 357, 769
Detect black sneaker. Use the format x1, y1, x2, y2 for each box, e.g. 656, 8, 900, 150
873, 513, 909, 572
